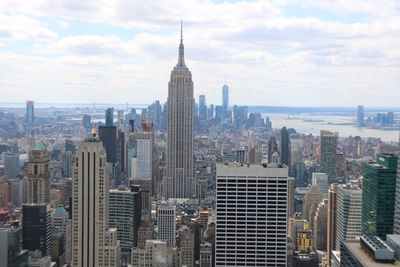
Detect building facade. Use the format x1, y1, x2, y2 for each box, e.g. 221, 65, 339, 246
215, 163, 289, 266
27, 142, 50, 204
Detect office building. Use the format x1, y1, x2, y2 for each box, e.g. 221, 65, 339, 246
268, 136, 278, 163
27, 142, 50, 204
163, 24, 196, 198
71, 135, 120, 267
177, 225, 194, 267
302, 185, 323, 224
362, 153, 397, 240
53, 205, 71, 264
280, 126, 291, 166
4, 152, 19, 179
327, 183, 338, 266
200, 242, 212, 267
0, 176, 9, 207
198, 95, 207, 120
215, 163, 289, 266
0, 227, 29, 267
341, 236, 399, 267
131, 240, 178, 267
393, 141, 400, 234
82, 114, 92, 131
157, 203, 176, 246
8, 178, 26, 205
320, 130, 337, 184
336, 184, 362, 251
106, 107, 114, 126
98, 125, 117, 164
313, 199, 328, 251
109, 186, 142, 263
22, 203, 51, 256
356, 105, 364, 127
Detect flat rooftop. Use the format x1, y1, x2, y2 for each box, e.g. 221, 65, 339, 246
345, 242, 400, 267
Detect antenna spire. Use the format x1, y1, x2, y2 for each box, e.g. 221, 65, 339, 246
180, 18, 183, 44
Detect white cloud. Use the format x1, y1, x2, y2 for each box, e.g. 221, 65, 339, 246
0, 0, 399, 106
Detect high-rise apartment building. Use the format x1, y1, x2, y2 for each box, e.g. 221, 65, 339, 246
335, 184, 362, 251
163, 24, 195, 198
362, 153, 397, 240
27, 142, 50, 204
157, 203, 176, 246
215, 163, 289, 266
109, 186, 142, 263
71, 135, 120, 267
320, 130, 338, 184
22, 204, 51, 256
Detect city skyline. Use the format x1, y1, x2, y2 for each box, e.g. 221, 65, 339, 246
0, 1, 400, 106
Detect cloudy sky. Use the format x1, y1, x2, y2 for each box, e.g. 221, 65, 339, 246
0, 0, 399, 106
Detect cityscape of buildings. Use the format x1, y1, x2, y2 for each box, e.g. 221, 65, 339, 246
0, 23, 400, 267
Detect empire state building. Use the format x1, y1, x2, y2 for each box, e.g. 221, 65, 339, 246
162, 23, 195, 198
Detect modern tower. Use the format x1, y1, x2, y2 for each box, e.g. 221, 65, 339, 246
163, 22, 195, 198
71, 135, 120, 267
27, 142, 50, 204
157, 203, 176, 246
4, 152, 20, 179
268, 136, 279, 163
362, 153, 397, 240
98, 125, 117, 164
26, 100, 34, 134
222, 80, 229, 115
215, 163, 289, 266
280, 126, 291, 166
320, 130, 338, 184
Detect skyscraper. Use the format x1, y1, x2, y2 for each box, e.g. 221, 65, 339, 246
109, 186, 142, 264
157, 203, 176, 246
222, 81, 229, 115
27, 142, 50, 204
71, 135, 120, 267
268, 136, 278, 163
280, 126, 291, 166
320, 130, 338, 184
163, 23, 195, 198
4, 152, 19, 179
0, 227, 29, 266
105, 107, 114, 126
198, 95, 207, 120
362, 153, 397, 240
215, 163, 289, 266
26, 100, 34, 134
98, 125, 117, 164
335, 184, 362, 251
22, 204, 52, 256
394, 137, 400, 234
327, 183, 338, 266
356, 105, 364, 127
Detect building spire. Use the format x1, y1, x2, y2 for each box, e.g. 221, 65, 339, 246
176, 19, 187, 70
